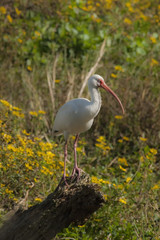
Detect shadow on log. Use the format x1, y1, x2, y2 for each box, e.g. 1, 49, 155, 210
0, 173, 105, 240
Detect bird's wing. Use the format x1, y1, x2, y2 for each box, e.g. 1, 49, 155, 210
53, 98, 90, 135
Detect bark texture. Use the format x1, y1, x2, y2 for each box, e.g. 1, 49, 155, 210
0, 173, 105, 240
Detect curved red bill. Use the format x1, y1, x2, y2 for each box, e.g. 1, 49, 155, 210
100, 81, 125, 114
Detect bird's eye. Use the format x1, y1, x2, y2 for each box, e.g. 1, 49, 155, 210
97, 79, 102, 86
97, 80, 100, 86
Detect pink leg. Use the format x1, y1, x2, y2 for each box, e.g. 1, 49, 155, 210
71, 134, 81, 178
62, 140, 68, 186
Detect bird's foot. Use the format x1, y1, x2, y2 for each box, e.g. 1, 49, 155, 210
59, 174, 69, 187
71, 167, 84, 181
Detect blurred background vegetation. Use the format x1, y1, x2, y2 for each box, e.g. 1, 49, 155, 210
0, 0, 160, 239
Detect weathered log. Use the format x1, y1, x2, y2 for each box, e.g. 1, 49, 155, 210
0, 173, 105, 240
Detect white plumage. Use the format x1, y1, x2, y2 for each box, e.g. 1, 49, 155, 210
53, 74, 124, 184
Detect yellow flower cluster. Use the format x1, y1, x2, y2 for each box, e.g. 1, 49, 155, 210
0, 6, 6, 14
91, 176, 111, 185
0, 99, 64, 204
96, 136, 111, 152
150, 58, 159, 67
124, 18, 132, 25
118, 157, 128, 166
115, 115, 123, 120
29, 110, 46, 117
119, 197, 127, 204
0, 99, 24, 118
114, 65, 124, 72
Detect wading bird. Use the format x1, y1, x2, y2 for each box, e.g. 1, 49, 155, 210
53, 74, 124, 184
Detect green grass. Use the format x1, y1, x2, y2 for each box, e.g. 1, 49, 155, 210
0, 0, 160, 239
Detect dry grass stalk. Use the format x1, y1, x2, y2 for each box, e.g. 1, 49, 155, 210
23, 72, 50, 130
66, 70, 75, 102
47, 54, 59, 113
78, 39, 106, 98
47, 71, 55, 112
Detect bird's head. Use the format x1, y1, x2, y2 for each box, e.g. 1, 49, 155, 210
88, 74, 125, 114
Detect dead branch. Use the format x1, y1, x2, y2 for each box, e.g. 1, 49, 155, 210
0, 173, 105, 240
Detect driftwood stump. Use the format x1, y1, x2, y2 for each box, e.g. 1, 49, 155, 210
0, 173, 105, 240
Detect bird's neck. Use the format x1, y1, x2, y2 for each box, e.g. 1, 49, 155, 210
89, 87, 102, 118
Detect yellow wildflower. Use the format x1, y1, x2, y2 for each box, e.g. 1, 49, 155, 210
125, 2, 134, 12
29, 111, 38, 117
126, 177, 132, 183
7, 144, 17, 152
150, 36, 157, 44
12, 106, 22, 111
27, 66, 32, 71
5, 188, 13, 194
26, 148, 34, 157
41, 166, 53, 175
150, 58, 159, 66
39, 142, 52, 151
139, 12, 148, 21
25, 163, 33, 171
152, 185, 159, 190
117, 184, 124, 189
76, 147, 83, 153
34, 178, 39, 183
150, 148, 157, 155
0, 99, 11, 107
34, 197, 42, 202
22, 130, 30, 136
111, 73, 117, 78
99, 179, 107, 184
18, 38, 23, 43
35, 31, 41, 36
17, 134, 27, 147
96, 136, 106, 143
103, 194, 107, 200
55, 79, 60, 83
78, 225, 85, 228
15, 7, 21, 15
7, 14, 13, 23
105, 180, 111, 185
114, 65, 124, 72
91, 176, 101, 185
2, 133, 12, 143
118, 157, 128, 166
119, 165, 127, 172
115, 115, 123, 120
124, 18, 132, 25
140, 156, 144, 162
34, 137, 41, 141
118, 139, 123, 143
38, 110, 46, 114
119, 198, 127, 204
95, 143, 111, 151
123, 136, 130, 141
12, 111, 24, 118
139, 137, 147, 142
13, 198, 18, 202
0, 6, 6, 14
113, 183, 117, 189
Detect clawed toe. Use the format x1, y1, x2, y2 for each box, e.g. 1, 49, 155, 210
71, 167, 83, 180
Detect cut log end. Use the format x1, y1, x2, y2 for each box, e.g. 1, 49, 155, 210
0, 173, 105, 240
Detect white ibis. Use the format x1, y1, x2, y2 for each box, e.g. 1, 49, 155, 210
53, 74, 124, 184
